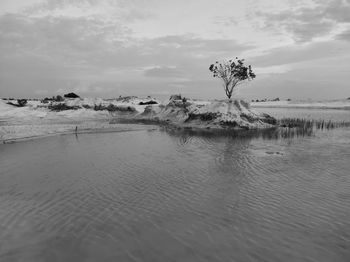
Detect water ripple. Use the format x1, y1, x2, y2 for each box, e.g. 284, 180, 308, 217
0, 128, 350, 261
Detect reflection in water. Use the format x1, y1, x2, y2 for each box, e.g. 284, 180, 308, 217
163, 125, 315, 140
1, 123, 350, 261
163, 117, 350, 141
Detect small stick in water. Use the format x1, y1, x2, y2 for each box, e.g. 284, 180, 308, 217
75, 126, 78, 133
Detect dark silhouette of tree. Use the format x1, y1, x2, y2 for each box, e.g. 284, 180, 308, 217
209, 57, 256, 99
64, 92, 80, 98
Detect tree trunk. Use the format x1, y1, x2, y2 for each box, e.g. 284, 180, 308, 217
224, 82, 232, 99
226, 82, 236, 100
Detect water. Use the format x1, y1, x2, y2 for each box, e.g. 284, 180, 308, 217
1, 109, 350, 262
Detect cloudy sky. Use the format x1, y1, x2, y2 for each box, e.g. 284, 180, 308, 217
0, 0, 349, 100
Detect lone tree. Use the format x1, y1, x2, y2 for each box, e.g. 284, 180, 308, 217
209, 57, 256, 99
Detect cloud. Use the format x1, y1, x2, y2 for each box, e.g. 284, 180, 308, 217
0, 7, 252, 97
257, 0, 350, 42
0, 0, 43, 14
144, 66, 185, 79
337, 28, 350, 41
243, 62, 350, 100
23, 0, 155, 21
212, 16, 238, 26
254, 65, 291, 75
0, 13, 131, 56
250, 40, 350, 67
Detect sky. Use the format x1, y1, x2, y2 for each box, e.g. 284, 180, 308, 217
0, 0, 349, 100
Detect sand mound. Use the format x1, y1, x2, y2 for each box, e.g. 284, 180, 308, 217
136, 98, 276, 129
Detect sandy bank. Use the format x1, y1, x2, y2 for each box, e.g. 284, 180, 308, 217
129, 98, 276, 129
0, 99, 158, 143
1, 96, 276, 143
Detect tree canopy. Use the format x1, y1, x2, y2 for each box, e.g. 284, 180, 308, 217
209, 57, 256, 99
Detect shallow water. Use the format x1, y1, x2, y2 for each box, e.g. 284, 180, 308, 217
1, 110, 350, 262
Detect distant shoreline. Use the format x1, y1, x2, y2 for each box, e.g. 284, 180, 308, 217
251, 100, 350, 110
252, 105, 350, 110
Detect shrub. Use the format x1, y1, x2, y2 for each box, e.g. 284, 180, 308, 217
93, 104, 136, 112
139, 100, 158, 105
48, 103, 80, 111
240, 100, 250, 109
233, 100, 241, 111
7, 99, 28, 107
64, 92, 80, 98
169, 94, 182, 101
82, 104, 92, 109
42, 97, 53, 103
17, 99, 28, 107
186, 112, 218, 122
220, 120, 238, 127
55, 95, 64, 102
240, 113, 256, 123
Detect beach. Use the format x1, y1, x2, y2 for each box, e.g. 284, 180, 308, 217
0, 99, 157, 143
